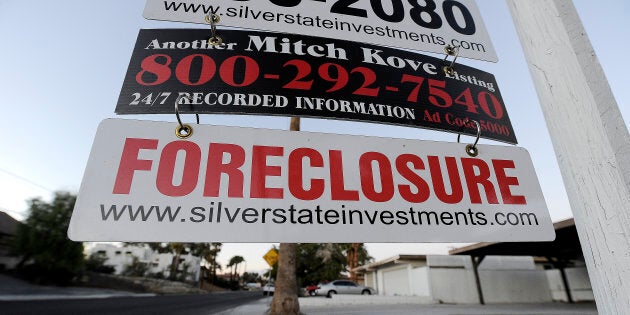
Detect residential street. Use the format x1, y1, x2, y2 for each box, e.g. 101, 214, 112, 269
0, 274, 598, 315
0, 274, 263, 315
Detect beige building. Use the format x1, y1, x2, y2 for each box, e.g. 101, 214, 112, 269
355, 218, 593, 304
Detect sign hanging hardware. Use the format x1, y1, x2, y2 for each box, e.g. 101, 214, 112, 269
457, 118, 481, 157
442, 45, 460, 76
174, 95, 199, 139
205, 14, 222, 46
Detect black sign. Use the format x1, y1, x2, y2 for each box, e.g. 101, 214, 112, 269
117, 29, 516, 143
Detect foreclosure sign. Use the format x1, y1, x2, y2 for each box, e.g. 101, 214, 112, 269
143, 0, 498, 62
117, 29, 516, 143
68, 119, 554, 242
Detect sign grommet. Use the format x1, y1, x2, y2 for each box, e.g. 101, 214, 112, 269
457, 118, 481, 157
174, 95, 199, 139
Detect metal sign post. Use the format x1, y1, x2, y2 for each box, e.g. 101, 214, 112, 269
507, 0, 630, 312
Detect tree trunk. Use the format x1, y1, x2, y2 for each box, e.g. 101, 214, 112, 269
270, 117, 301, 315
349, 243, 360, 282
170, 252, 181, 280
211, 256, 217, 281
270, 243, 300, 315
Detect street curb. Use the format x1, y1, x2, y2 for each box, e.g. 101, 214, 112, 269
0, 293, 157, 301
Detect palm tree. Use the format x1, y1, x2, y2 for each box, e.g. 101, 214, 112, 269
210, 243, 222, 279
227, 255, 245, 282
270, 118, 301, 315
339, 243, 372, 282
347, 243, 360, 282
270, 243, 299, 315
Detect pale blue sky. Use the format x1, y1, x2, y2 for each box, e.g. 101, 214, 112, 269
0, 0, 628, 272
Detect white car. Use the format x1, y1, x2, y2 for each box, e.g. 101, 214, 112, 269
316, 280, 376, 297
262, 283, 275, 296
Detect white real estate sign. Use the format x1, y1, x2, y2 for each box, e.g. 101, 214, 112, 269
68, 119, 553, 242
143, 0, 498, 62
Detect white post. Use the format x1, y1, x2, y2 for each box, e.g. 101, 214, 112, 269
507, 0, 630, 312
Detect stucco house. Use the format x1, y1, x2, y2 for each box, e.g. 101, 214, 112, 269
87, 243, 201, 282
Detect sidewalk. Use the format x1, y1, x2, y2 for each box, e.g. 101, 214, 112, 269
217, 295, 597, 315
215, 296, 271, 314
0, 274, 155, 301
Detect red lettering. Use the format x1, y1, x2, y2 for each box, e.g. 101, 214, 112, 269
288, 148, 324, 200
359, 152, 394, 202
250, 146, 283, 199
329, 150, 359, 201
136, 54, 171, 86
396, 154, 430, 203
428, 156, 463, 204
461, 158, 498, 204
114, 139, 524, 206
156, 141, 201, 196
113, 138, 158, 194
204, 143, 245, 197
492, 159, 526, 204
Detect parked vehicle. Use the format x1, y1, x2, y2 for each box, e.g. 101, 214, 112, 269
305, 284, 319, 296
243, 282, 261, 291
262, 283, 275, 296
315, 280, 376, 297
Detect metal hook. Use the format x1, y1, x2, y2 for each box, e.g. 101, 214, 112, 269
205, 14, 222, 46
442, 45, 460, 76
174, 95, 199, 139
457, 118, 481, 157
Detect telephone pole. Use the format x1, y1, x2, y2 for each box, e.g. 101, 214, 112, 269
507, 0, 630, 312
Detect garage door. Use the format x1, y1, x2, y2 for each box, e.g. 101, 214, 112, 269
383, 267, 410, 296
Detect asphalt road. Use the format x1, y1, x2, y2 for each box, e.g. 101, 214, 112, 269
0, 291, 264, 315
